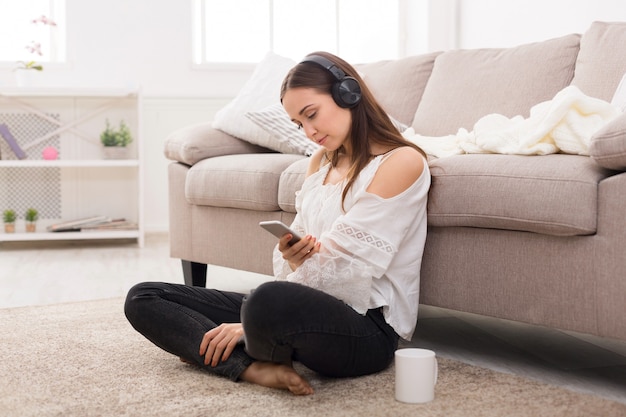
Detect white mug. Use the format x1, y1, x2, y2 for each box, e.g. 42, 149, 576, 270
394, 348, 438, 403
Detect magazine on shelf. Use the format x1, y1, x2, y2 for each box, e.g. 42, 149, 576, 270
47, 216, 115, 232
81, 219, 138, 231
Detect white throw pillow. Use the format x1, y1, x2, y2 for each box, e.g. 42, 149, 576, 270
212, 52, 298, 154
245, 103, 320, 156
611, 73, 626, 111
246, 102, 409, 157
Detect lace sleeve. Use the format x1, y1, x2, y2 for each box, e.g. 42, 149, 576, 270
272, 211, 386, 314
272, 244, 292, 280
285, 246, 375, 314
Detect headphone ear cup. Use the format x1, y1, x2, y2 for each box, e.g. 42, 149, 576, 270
333, 76, 362, 108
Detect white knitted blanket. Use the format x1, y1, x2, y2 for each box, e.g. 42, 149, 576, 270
403, 86, 622, 158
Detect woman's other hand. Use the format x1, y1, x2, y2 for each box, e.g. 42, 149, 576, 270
199, 323, 244, 367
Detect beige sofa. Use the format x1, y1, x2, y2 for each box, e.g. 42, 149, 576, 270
165, 21, 626, 341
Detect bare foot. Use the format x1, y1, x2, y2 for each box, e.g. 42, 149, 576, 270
240, 361, 314, 395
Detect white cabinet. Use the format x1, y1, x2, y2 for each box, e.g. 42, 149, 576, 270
0, 87, 144, 246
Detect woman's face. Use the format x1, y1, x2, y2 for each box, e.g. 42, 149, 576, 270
282, 87, 352, 152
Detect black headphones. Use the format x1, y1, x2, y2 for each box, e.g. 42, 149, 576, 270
301, 54, 362, 108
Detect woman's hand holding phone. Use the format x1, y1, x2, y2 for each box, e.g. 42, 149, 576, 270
260, 221, 320, 270
280, 232, 320, 271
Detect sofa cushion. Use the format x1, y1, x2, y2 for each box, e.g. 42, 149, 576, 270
427, 154, 612, 236
411, 34, 580, 136
571, 21, 626, 102
164, 122, 270, 166
357, 53, 441, 126
186, 153, 305, 211
590, 111, 626, 171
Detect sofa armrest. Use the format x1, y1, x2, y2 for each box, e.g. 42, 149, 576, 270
164, 121, 273, 166
590, 111, 626, 171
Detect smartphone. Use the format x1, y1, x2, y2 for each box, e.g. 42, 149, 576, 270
259, 220, 302, 245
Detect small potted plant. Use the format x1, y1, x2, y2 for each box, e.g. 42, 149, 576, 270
100, 119, 134, 159
3, 209, 16, 233
25, 208, 39, 232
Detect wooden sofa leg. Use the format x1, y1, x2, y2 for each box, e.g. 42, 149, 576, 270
181, 260, 207, 287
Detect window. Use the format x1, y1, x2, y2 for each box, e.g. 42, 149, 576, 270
192, 0, 410, 65
0, 0, 66, 67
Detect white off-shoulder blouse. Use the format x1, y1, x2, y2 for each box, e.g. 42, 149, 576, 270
272, 150, 431, 340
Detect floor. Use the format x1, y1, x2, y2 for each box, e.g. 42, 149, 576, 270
1, 233, 625, 404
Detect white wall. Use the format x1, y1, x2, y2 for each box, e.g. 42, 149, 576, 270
2, 0, 625, 233
456, 0, 626, 49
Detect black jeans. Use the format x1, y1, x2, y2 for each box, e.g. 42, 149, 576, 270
124, 280, 399, 381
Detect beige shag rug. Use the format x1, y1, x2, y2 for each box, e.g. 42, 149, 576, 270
1, 298, 624, 417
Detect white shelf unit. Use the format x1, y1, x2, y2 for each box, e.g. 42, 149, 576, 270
0, 87, 144, 246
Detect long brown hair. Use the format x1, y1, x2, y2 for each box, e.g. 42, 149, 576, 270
280, 51, 426, 209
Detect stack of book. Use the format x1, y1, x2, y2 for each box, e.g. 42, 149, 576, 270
47, 216, 138, 232
0, 124, 27, 159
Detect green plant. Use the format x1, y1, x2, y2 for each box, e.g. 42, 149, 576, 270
16, 61, 43, 71
25, 208, 38, 222
100, 119, 134, 147
100, 120, 118, 146
3, 209, 16, 224
117, 121, 133, 147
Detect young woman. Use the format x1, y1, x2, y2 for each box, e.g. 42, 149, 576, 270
124, 51, 430, 396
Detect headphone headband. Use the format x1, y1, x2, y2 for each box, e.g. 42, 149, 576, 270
301, 55, 347, 82
300, 54, 362, 108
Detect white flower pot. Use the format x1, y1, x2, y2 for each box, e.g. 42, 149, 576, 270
102, 146, 131, 160
15, 70, 42, 87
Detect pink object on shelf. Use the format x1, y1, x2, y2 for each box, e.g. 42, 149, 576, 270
42, 146, 58, 160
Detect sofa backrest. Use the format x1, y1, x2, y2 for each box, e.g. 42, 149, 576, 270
571, 21, 626, 102
357, 21, 626, 139
357, 53, 441, 126
410, 34, 580, 136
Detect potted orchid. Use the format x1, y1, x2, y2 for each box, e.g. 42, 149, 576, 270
14, 15, 57, 86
